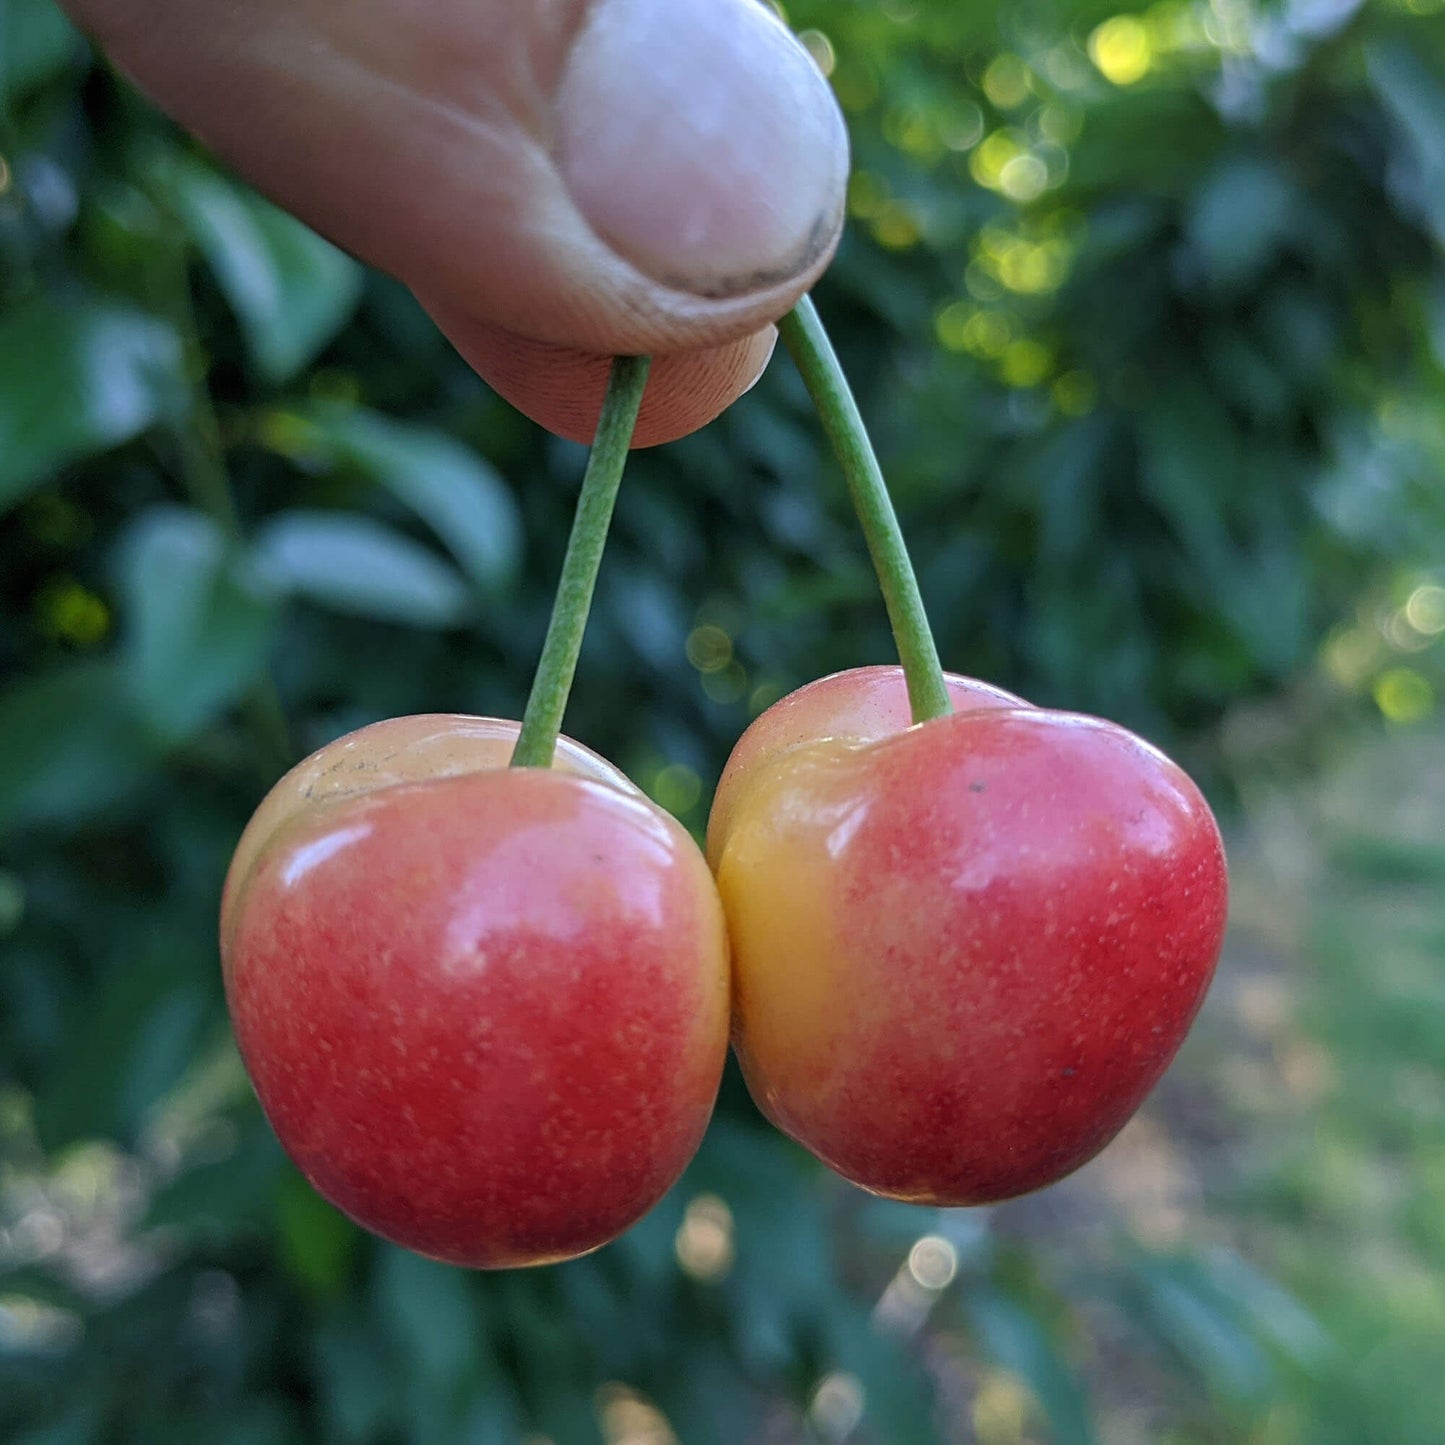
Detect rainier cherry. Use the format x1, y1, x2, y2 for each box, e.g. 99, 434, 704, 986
708, 667, 1227, 1205
222, 714, 729, 1268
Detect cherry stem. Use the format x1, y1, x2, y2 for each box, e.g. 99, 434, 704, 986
510, 355, 651, 769
777, 296, 952, 725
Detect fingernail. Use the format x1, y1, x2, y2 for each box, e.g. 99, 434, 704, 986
555, 0, 848, 299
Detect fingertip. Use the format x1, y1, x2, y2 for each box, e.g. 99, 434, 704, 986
431, 309, 777, 448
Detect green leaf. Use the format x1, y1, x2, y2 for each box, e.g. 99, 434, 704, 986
528, 1382, 603, 1445
276, 1169, 360, 1297
605, 568, 688, 670
144, 1127, 287, 1236
825, 1309, 939, 1444
964, 1287, 1096, 1445
0, 1268, 88, 1314
117, 506, 279, 744
278, 404, 522, 590
1211, 538, 1308, 677
252, 510, 473, 628
374, 1248, 481, 1389
458, 1390, 528, 1444
1367, 40, 1445, 245
0, 0, 83, 101
0, 294, 184, 514
685, 1121, 838, 1374
1122, 1253, 1275, 1405
1135, 382, 1236, 575
1200, 1248, 1333, 1374
0, 663, 157, 834
649, 1343, 757, 1445
314, 1315, 401, 1445
219, 1399, 303, 1445
155, 156, 363, 384
32, 938, 209, 1149
9, 1413, 103, 1445
1185, 157, 1298, 292
1328, 832, 1445, 886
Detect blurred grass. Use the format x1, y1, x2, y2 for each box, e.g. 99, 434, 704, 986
1263, 730, 1445, 1444
1100, 721, 1445, 1445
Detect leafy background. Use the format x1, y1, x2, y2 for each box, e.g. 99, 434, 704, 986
4, 0, 1445, 1439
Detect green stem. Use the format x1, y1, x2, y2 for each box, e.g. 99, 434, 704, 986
777, 296, 951, 724
510, 355, 651, 768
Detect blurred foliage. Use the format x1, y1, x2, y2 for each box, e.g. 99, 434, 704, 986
1210, 724, 1445, 1445
3, 0, 1445, 1439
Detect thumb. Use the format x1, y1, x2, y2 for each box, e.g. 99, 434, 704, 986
67, 0, 848, 441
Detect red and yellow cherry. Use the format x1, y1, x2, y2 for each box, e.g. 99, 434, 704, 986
708, 668, 1227, 1205
221, 715, 730, 1269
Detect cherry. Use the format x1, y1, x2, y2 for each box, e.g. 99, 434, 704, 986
708, 668, 1227, 1205
221, 715, 729, 1268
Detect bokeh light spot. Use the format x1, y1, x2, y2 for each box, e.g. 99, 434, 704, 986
649, 764, 702, 816
884, 106, 940, 161
1000, 339, 1054, 388
935, 300, 975, 352
749, 678, 787, 715
847, 170, 888, 220
702, 661, 748, 706
983, 55, 1032, 110
970, 130, 1026, 191
972, 1369, 1032, 1444
999, 154, 1050, 202
907, 1235, 958, 1289
1386, 608, 1432, 653
1037, 102, 1084, 146
940, 102, 985, 152
596, 1384, 678, 1445
1374, 667, 1434, 724
34, 578, 110, 648
1053, 369, 1098, 416
1405, 585, 1445, 636
965, 260, 1006, 302
674, 1194, 734, 1282
796, 28, 836, 76
1090, 16, 1154, 85
871, 201, 921, 249
809, 1372, 866, 1440
686, 625, 732, 673
1322, 625, 1381, 690
970, 311, 1015, 358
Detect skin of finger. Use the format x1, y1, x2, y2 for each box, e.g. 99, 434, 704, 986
62, 0, 845, 358
426, 308, 778, 447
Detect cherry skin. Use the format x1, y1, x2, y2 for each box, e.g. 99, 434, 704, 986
708, 671, 1227, 1205
222, 715, 730, 1268
706, 665, 1027, 859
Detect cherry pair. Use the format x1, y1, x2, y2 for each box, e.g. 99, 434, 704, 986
220, 664, 1226, 1268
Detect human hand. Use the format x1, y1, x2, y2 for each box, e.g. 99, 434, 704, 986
64, 0, 849, 445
